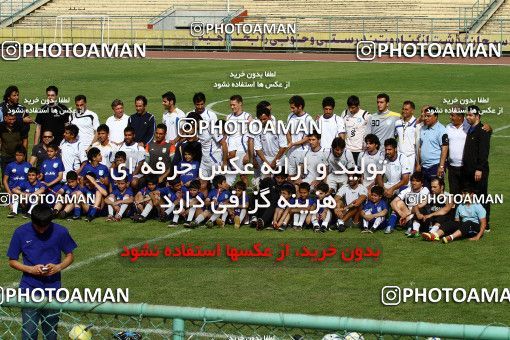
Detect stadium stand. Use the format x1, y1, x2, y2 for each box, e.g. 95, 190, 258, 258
479, 0, 510, 34
11, 0, 487, 33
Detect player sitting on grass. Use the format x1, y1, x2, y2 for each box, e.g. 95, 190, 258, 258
179, 180, 205, 228
415, 177, 454, 240
388, 171, 430, 237
279, 182, 315, 231
228, 180, 249, 229
273, 184, 295, 231
151, 177, 183, 224
80, 147, 110, 188
105, 178, 134, 222
11, 167, 46, 218
311, 182, 333, 233
177, 146, 200, 188
131, 176, 158, 223
360, 185, 388, 233
190, 175, 231, 229
109, 151, 133, 191
424, 187, 487, 243
334, 174, 368, 231
39, 144, 64, 194
5, 146, 31, 217
79, 172, 108, 222
52, 170, 82, 220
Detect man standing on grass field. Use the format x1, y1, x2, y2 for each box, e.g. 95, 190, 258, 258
128, 95, 156, 147
7, 203, 77, 340
367, 93, 400, 146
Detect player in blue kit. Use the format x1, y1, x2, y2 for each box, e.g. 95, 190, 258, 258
39, 144, 64, 193
52, 171, 82, 220
5, 146, 31, 217
190, 175, 231, 228
78, 173, 108, 222
360, 185, 388, 233
11, 167, 46, 217
80, 147, 110, 187
105, 178, 134, 222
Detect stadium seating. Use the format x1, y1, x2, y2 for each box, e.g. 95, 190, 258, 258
479, 0, 510, 34
10, 0, 488, 34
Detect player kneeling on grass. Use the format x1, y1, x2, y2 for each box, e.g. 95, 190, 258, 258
131, 176, 158, 223
273, 184, 295, 231
151, 177, 183, 224
279, 182, 314, 231
414, 177, 454, 240
311, 182, 333, 233
105, 178, 134, 222
179, 180, 205, 228
190, 175, 231, 229
79, 173, 108, 222
334, 174, 368, 232
52, 171, 82, 220
388, 171, 430, 237
360, 185, 388, 233
424, 187, 487, 243
11, 167, 46, 218
228, 181, 249, 229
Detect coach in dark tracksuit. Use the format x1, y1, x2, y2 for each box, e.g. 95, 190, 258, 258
128, 95, 155, 146
249, 172, 290, 229
462, 105, 491, 229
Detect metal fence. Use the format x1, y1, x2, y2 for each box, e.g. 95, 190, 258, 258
1, 300, 510, 339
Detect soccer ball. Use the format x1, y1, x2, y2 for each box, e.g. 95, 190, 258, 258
322, 334, 341, 340
69, 324, 92, 340
343, 332, 364, 340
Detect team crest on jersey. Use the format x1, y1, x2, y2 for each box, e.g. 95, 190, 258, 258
53, 163, 59, 168
357, 118, 362, 123
24, 167, 29, 173
162, 148, 167, 153
99, 170, 105, 176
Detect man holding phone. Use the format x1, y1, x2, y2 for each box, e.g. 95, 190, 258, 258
7, 204, 77, 340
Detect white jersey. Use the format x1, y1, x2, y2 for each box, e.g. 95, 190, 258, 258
341, 109, 370, 153
253, 117, 287, 159
446, 119, 470, 167
117, 142, 146, 174
327, 148, 356, 173
91, 141, 116, 168
59, 139, 87, 178
226, 111, 253, 153
336, 183, 368, 205
194, 109, 219, 158
69, 109, 100, 148
394, 116, 418, 157
105, 114, 129, 145
286, 112, 314, 154
303, 146, 328, 182
318, 114, 345, 149
398, 186, 430, 208
357, 149, 384, 186
162, 108, 186, 142
383, 153, 412, 187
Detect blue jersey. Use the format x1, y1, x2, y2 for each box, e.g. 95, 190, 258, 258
455, 203, 486, 224
5, 161, 31, 189
61, 184, 81, 196
207, 188, 231, 204
41, 157, 64, 184
18, 180, 46, 193
289, 197, 317, 207
363, 199, 388, 214
158, 186, 178, 202
80, 162, 109, 182
139, 186, 156, 197
81, 183, 107, 197
111, 187, 134, 201
7, 222, 77, 291
178, 160, 200, 184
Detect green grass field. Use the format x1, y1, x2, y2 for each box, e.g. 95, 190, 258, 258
0, 58, 509, 326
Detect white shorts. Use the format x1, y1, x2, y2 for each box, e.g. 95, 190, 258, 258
327, 173, 348, 193
287, 148, 307, 176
